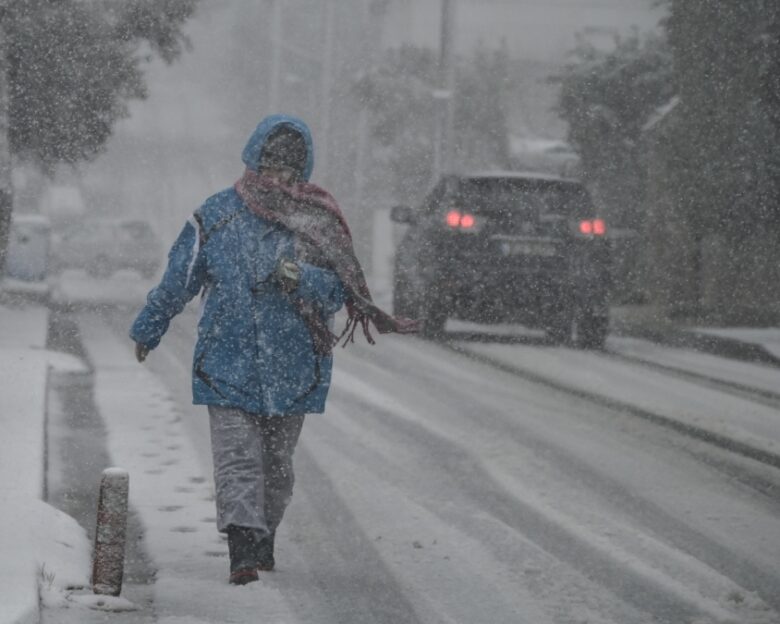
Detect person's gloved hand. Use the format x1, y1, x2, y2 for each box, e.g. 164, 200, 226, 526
275, 259, 301, 293
135, 342, 150, 363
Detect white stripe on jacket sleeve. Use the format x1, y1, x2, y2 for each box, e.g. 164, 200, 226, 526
185, 216, 201, 288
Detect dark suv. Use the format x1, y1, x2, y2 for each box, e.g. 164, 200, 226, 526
391, 172, 610, 348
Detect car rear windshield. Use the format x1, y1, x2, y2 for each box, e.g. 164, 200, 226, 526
455, 178, 593, 219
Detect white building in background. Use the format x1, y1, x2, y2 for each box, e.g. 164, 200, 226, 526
381, 0, 664, 61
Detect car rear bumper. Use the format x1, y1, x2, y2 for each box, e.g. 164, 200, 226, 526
434, 253, 609, 326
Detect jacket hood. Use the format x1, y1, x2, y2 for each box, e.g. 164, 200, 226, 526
241, 114, 315, 182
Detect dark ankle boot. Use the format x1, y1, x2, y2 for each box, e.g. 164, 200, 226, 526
227, 525, 260, 585
256, 531, 275, 571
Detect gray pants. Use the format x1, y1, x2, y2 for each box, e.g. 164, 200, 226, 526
208, 406, 305, 534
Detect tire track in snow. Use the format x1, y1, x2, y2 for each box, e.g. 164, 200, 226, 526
334, 340, 780, 610
444, 340, 780, 471
312, 402, 654, 624
325, 359, 780, 623
347, 334, 780, 501
339, 333, 780, 508
602, 347, 780, 411
108, 310, 780, 620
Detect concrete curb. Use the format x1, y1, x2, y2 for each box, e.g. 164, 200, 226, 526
615, 325, 780, 367
0, 304, 50, 624
610, 306, 780, 367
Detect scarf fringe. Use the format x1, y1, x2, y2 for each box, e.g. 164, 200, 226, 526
338, 312, 376, 348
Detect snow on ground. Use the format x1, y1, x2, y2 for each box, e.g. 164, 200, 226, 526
111, 303, 780, 623
322, 371, 741, 623
447, 319, 547, 338
324, 336, 780, 623
456, 338, 780, 458
76, 314, 300, 623
0, 303, 96, 624
607, 335, 780, 397
7, 268, 780, 623
51, 270, 156, 308
695, 327, 780, 360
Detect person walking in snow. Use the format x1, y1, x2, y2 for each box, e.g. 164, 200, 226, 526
130, 115, 418, 585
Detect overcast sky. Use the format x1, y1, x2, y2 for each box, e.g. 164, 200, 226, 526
382, 0, 664, 61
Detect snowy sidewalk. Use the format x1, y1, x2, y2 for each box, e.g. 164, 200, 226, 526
77, 313, 297, 623
0, 302, 92, 624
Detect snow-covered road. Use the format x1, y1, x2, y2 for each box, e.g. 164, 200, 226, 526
77, 308, 780, 624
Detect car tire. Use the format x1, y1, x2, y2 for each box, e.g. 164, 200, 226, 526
419, 281, 449, 339
576, 310, 608, 350
421, 298, 447, 339
547, 308, 573, 345
548, 306, 607, 349
392, 272, 414, 318
395, 272, 448, 339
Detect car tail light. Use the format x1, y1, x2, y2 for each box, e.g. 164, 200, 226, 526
445, 210, 477, 230
578, 219, 606, 237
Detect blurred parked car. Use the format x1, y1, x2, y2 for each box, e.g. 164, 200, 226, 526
5, 213, 51, 282
391, 171, 611, 348
51, 218, 163, 278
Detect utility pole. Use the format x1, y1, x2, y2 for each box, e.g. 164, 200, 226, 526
0, 21, 13, 276
432, 0, 456, 181
318, 0, 335, 184
268, 0, 283, 113
352, 0, 383, 273
439, 0, 457, 175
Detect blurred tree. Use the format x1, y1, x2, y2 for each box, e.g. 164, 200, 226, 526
664, 1, 780, 237
555, 31, 673, 229
352, 45, 438, 202
453, 42, 511, 171
0, 0, 196, 273
657, 1, 780, 322
353, 44, 511, 203
2, 0, 197, 168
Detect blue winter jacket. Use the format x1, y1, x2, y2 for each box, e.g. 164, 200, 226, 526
130, 116, 345, 415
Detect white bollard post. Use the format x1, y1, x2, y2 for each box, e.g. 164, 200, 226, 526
92, 467, 129, 596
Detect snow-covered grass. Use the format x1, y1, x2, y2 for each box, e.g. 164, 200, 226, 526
0, 303, 97, 624
457, 339, 780, 457
608, 335, 780, 396
695, 327, 780, 360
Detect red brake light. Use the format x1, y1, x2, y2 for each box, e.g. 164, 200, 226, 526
445, 210, 477, 230
579, 220, 593, 235
446, 210, 461, 228
579, 219, 606, 236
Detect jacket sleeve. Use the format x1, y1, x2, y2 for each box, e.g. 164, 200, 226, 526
129, 218, 207, 349
295, 262, 345, 316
